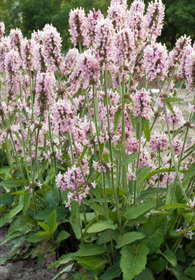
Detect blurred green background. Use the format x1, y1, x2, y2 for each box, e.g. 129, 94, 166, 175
0, 0, 195, 51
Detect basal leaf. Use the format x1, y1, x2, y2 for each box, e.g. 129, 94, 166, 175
100, 262, 121, 280
134, 268, 155, 280
74, 245, 106, 257
87, 220, 117, 233
185, 267, 195, 278
47, 209, 57, 230
115, 231, 145, 249
8, 204, 23, 219
121, 152, 140, 166
138, 215, 167, 253
136, 166, 152, 188
73, 256, 108, 272
158, 203, 190, 210
52, 264, 73, 280
124, 200, 156, 220
56, 230, 70, 244
120, 243, 149, 280
158, 248, 177, 267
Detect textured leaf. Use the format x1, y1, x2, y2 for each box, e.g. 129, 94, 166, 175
73, 256, 108, 272
52, 264, 73, 280
8, 204, 23, 219
136, 166, 152, 188
134, 268, 155, 280
120, 243, 149, 280
183, 163, 195, 186
56, 230, 70, 243
38, 222, 50, 231
158, 249, 177, 267
100, 262, 121, 280
185, 267, 195, 278
121, 152, 140, 166
47, 209, 57, 230
138, 215, 167, 253
158, 203, 190, 210
114, 109, 122, 131
115, 231, 145, 249
87, 220, 117, 233
0, 194, 15, 205
169, 266, 190, 280
166, 97, 183, 102
124, 200, 156, 220
23, 191, 31, 214
144, 119, 150, 141
74, 245, 106, 257
70, 201, 82, 239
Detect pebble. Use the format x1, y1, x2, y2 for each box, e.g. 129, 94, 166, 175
0, 265, 12, 280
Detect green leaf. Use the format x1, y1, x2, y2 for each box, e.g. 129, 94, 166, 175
56, 230, 70, 244
8, 204, 23, 219
70, 201, 82, 239
87, 220, 117, 233
73, 256, 108, 272
38, 222, 50, 231
169, 266, 190, 280
115, 231, 145, 249
49, 253, 74, 269
120, 243, 149, 280
136, 115, 144, 139
124, 200, 156, 220
137, 188, 166, 202
36, 231, 51, 239
114, 109, 122, 131
134, 268, 155, 280
138, 215, 167, 253
27, 234, 46, 243
23, 191, 31, 214
166, 101, 174, 114
0, 194, 15, 205
121, 152, 140, 166
52, 264, 73, 280
74, 245, 106, 257
47, 209, 57, 231
100, 262, 121, 280
158, 203, 190, 210
185, 267, 195, 278
143, 119, 150, 141
158, 249, 177, 267
0, 180, 29, 189
166, 97, 183, 102
183, 163, 195, 186
136, 166, 152, 188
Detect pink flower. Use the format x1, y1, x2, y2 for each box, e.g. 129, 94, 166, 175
69, 8, 89, 47
95, 18, 115, 68
172, 138, 183, 155
60, 48, 79, 76
86, 9, 103, 46
143, 42, 168, 81
107, 3, 127, 32
115, 28, 135, 72
150, 132, 169, 152
167, 106, 185, 127
145, 0, 165, 41
9, 28, 23, 56
132, 88, 154, 120
0, 22, 5, 42
184, 47, 195, 92
35, 72, 56, 115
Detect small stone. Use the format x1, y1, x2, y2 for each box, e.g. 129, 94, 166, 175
0, 265, 12, 280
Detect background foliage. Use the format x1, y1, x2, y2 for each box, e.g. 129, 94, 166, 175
0, 0, 195, 51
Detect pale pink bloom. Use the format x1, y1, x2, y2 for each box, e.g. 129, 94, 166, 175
86, 9, 103, 46
107, 3, 127, 32
41, 24, 63, 72
0, 22, 5, 42
132, 88, 154, 120
69, 8, 89, 47
61, 48, 79, 76
95, 18, 115, 68
67, 50, 100, 94
139, 148, 152, 167
21, 38, 37, 72
4, 50, 22, 100
110, 0, 127, 6
150, 132, 169, 152
0, 36, 10, 72
35, 72, 56, 115
93, 160, 112, 173
9, 28, 23, 56
128, 0, 146, 47
172, 138, 183, 155
143, 42, 168, 81
184, 47, 195, 92
145, 0, 165, 40
167, 106, 185, 127
115, 28, 135, 73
